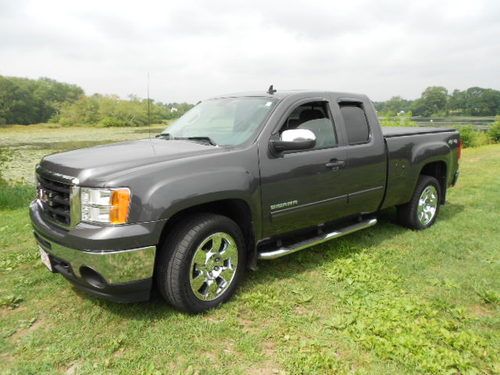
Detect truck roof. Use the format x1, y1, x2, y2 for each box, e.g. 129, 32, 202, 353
211, 90, 369, 101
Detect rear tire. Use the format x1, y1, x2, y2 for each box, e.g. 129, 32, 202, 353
397, 175, 441, 230
156, 213, 246, 313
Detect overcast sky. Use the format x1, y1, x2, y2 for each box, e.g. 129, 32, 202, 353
1, 0, 499, 103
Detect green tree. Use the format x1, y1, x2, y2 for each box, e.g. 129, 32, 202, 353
412, 86, 448, 117
463, 87, 500, 116
375, 96, 412, 115
0, 76, 38, 124
0, 75, 84, 124
448, 89, 467, 115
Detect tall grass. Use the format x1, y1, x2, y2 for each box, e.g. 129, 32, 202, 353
0, 183, 34, 210
0, 148, 34, 209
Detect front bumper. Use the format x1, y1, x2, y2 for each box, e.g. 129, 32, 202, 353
30, 201, 162, 302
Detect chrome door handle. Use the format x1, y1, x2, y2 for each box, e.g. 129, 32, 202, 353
325, 160, 345, 170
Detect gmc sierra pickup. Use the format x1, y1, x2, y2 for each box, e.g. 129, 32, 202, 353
30, 89, 461, 313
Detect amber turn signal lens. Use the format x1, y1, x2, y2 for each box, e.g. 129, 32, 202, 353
110, 189, 131, 224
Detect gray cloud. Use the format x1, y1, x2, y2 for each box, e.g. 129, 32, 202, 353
0, 0, 499, 103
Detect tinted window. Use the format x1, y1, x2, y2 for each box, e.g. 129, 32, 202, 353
280, 101, 337, 149
340, 103, 370, 145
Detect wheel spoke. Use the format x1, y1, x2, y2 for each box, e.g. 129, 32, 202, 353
204, 279, 219, 300
220, 242, 237, 262
220, 266, 235, 283
193, 248, 207, 265
191, 271, 206, 292
210, 235, 223, 253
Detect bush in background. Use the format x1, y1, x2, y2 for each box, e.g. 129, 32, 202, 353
457, 126, 491, 148
380, 112, 417, 127
55, 94, 193, 127
488, 116, 500, 143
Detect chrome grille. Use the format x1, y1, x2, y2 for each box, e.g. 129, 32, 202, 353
37, 171, 73, 226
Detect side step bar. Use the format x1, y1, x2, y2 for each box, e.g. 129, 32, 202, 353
258, 218, 377, 260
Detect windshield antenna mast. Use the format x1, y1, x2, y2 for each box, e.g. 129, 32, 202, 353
147, 72, 151, 139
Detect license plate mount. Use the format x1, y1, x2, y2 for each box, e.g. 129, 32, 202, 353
39, 247, 53, 272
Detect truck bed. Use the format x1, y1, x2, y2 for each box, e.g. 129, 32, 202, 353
382, 126, 456, 138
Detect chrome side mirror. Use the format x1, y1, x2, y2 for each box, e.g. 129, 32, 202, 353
270, 129, 316, 152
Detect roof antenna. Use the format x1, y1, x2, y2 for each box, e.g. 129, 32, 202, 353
267, 84, 277, 95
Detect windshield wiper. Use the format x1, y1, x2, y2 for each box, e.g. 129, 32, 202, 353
156, 133, 172, 139
182, 136, 217, 146
155, 133, 217, 146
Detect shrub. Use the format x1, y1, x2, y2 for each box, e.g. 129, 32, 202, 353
458, 125, 491, 148
99, 116, 128, 127
488, 116, 500, 143
0, 183, 34, 210
380, 112, 417, 127
56, 95, 173, 127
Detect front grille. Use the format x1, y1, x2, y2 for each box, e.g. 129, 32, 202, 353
37, 173, 72, 226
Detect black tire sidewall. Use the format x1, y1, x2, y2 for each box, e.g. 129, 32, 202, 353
158, 214, 246, 313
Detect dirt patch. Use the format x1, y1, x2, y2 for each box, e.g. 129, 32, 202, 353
65, 362, 80, 375
246, 339, 283, 375
470, 304, 495, 317
9, 318, 43, 342
247, 361, 283, 375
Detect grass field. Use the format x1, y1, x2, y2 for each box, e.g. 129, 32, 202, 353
0, 126, 499, 374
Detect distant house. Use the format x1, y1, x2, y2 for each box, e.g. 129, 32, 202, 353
170, 107, 178, 113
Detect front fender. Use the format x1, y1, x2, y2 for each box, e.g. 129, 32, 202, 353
146, 167, 259, 220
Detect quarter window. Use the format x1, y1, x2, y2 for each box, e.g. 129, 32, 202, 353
340, 103, 370, 145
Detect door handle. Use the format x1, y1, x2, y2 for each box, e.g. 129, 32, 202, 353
325, 159, 345, 170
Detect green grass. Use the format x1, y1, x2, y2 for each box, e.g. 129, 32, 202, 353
0, 126, 499, 374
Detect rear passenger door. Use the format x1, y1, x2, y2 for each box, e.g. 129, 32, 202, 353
336, 99, 386, 215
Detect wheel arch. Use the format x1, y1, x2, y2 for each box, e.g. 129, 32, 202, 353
419, 160, 447, 203
156, 199, 257, 270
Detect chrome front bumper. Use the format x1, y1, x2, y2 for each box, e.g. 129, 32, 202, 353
35, 231, 156, 285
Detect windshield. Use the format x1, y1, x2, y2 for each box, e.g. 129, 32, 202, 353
162, 97, 277, 146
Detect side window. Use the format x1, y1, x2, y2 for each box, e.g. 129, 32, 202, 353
340, 103, 370, 145
280, 101, 337, 149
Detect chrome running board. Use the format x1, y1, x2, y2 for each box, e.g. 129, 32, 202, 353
258, 218, 377, 260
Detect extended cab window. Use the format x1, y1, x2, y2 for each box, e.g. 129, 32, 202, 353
340, 103, 370, 145
280, 101, 337, 149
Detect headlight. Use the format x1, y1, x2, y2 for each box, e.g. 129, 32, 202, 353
80, 187, 131, 224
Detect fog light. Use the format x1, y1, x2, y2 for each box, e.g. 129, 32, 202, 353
80, 266, 107, 289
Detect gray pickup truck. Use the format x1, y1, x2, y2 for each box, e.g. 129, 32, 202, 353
30, 89, 461, 313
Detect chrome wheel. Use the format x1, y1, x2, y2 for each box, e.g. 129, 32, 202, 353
417, 185, 438, 226
189, 232, 239, 301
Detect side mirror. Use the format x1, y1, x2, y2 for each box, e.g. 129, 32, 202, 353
270, 129, 316, 152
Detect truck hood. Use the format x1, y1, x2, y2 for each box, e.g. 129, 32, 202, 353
40, 138, 224, 185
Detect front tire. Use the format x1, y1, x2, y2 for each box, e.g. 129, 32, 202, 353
397, 175, 441, 230
156, 214, 246, 313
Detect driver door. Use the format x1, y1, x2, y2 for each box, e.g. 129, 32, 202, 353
259, 100, 349, 237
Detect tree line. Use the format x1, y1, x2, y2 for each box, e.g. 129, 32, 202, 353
0, 75, 193, 126
2, 76, 499, 125
374, 86, 500, 117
